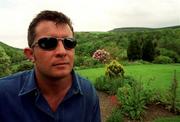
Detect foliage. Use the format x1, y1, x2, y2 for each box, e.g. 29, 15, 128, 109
130, 60, 150, 65
158, 29, 180, 55
94, 75, 135, 95
159, 48, 180, 63
106, 108, 123, 122
127, 33, 158, 62
0, 46, 11, 77
94, 76, 123, 95
13, 61, 34, 73
117, 84, 144, 119
105, 60, 124, 78
74, 55, 101, 68
117, 79, 156, 120
92, 49, 110, 64
0, 42, 25, 63
153, 55, 173, 64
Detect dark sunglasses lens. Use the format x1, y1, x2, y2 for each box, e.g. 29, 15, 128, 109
63, 38, 77, 49
38, 38, 58, 50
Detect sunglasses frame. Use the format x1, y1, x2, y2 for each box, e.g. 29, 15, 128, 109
31, 37, 77, 50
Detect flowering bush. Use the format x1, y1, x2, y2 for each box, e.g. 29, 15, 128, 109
92, 49, 110, 63
105, 60, 124, 78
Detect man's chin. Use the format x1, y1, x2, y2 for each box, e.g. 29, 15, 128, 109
50, 70, 71, 79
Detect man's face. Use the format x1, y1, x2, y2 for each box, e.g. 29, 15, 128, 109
32, 21, 75, 79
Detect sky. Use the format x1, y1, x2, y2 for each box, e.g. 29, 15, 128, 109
0, 0, 180, 49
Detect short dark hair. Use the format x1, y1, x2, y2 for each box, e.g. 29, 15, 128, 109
28, 10, 74, 47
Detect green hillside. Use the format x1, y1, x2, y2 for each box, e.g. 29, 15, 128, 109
0, 25, 180, 69
0, 42, 25, 64
110, 25, 180, 32
109, 27, 153, 32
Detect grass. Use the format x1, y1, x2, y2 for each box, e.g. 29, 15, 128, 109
76, 67, 105, 82
125, 64, 180, 89
77, 64, 180, 85
76, 64, 180, 100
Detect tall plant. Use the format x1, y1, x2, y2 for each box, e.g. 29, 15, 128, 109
169, 70, 178, 112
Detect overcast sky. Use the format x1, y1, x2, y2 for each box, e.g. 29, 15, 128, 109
0, 0, 180, 48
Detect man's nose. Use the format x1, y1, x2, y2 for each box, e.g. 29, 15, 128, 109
54, 41, 67, 56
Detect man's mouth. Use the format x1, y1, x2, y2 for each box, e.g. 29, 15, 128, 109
52, 62, 69, 66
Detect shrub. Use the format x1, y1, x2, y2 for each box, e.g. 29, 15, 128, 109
153, 55, 173, 64
105, 60, 124, 78
92, 49, 110, 64
133, 60, 150, 64
117, 79, 155, 120
94, 76, 124, 95
117, 83, 145, 120
94, 75, 134, 95
159, 48, 180, 63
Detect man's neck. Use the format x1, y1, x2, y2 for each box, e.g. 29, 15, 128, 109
35, 72, 73, 112
36, 73, 72, 95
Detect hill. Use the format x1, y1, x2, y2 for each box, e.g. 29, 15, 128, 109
0, 41, 25, 64
0, 41, 22, 51
109, 25, 180, 32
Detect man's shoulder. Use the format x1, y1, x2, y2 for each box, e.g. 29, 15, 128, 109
74, 73, 99, 109
74, 73, 98, 97
0, 70, 32, 90
75, 73, 94, 89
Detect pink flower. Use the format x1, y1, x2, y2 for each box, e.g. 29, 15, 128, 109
92, 49, 110, 63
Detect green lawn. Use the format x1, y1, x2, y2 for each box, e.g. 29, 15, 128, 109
76, 67, 105, 82
125, 64, 180, 89
76, 64, 180, 98
77, 64, 180, 84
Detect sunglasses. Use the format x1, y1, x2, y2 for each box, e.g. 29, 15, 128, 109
31, 37, 77, 50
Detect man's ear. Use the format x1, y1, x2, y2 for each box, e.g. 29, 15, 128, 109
24, 48, 35, 63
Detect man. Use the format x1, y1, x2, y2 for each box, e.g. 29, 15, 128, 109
0, 10, 101, 122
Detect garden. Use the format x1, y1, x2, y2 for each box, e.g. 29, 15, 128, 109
77, 63, 180, 121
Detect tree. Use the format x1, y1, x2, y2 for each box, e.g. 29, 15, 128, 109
127, 38, 142, 61
142, 39, 156, 62
0, 46, 11, 77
